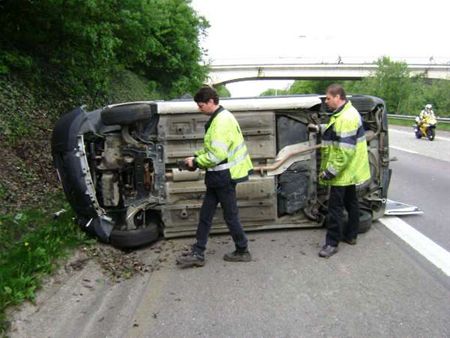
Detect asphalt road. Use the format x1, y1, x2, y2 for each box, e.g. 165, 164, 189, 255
9, 229, 450, 338
387, 125, 450, 250
9, 126, 450, 338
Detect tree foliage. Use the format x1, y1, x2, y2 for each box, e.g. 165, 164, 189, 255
261, 57, 450, 116
259, 88, 289, 96
345, 57, 414, 113
346, 57, 450, 115
215, 84, 231, 97
288, 79, 336, 95
0, 0, 209, 100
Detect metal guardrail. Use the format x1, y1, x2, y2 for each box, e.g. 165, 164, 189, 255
387, 114, 450, 124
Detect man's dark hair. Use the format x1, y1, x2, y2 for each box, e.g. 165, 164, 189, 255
326, 84, 347, 100
194, 86, 219, 104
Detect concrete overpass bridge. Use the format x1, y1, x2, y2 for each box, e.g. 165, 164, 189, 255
207, 62, 450, 85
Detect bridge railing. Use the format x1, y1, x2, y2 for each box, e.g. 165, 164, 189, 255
209, 56, 450, 66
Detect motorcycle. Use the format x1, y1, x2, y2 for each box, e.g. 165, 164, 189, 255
414, 114, 437, 141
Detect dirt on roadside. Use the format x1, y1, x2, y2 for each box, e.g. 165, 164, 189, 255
6, 238, 190, 338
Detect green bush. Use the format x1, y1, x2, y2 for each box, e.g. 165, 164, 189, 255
0, 200, 93, 335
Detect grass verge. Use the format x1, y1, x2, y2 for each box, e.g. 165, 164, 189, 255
388, 117, 450, 132
0, 198, 93, 335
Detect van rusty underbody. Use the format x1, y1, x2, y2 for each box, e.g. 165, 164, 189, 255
51, 95, 390, 247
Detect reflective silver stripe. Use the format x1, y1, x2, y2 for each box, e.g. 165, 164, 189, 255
228, 142, 245, 158
322, 140, 356, 149
357, 135, 366, 143
336, 129, 358, 138
206, 151, 221, 164
204, 142, 246, 168
211, 140, 229, 152
207, 151, 249, 171
337, 142, 356, 149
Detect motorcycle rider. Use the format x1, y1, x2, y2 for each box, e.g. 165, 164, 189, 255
416, 104, 435, 125
414, 103, 437, 140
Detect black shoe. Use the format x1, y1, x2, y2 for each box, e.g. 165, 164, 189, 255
343, 238, 357, 245
176, 251, 205, 268
223, 250, 252, 262
318, 245, 338, 258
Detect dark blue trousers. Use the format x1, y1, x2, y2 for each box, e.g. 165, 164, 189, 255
326, 185, 360, 246
194, 183, 248, 253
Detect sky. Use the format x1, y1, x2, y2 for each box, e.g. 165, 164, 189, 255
190, 0, 450, 96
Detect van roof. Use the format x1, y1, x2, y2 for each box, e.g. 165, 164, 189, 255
107, 95, 323, 115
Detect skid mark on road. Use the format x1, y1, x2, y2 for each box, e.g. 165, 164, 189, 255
380, 217, 450, 276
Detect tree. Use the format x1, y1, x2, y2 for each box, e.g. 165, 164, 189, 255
259, 80, 342, 97
117, 0, 209, 97
346, 57, 413, 113
215, 84, 231, 97
345, 57, 450, 115
0, 0, 209, 100
288, 80, 336, 95
421, 80, 450, 116
259, 88, 289, 96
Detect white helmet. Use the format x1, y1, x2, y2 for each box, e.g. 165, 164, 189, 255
425, 104, 432, 110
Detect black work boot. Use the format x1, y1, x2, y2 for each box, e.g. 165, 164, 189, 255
223, 249, 252, 262
318, 245, 338, 258
176, 250, 205, 268
343, 237, 357, 245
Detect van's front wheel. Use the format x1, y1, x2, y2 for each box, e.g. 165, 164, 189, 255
110, 224, 160, 248
357, 209, 373, 233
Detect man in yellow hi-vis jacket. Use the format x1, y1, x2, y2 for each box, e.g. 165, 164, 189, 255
177, 87, 253, 268
310, 84, 370, 258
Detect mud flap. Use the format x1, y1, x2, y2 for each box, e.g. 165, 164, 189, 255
87, 216, 114, 243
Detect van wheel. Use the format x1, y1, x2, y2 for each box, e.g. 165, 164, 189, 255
110, 224, 160, 248
323, 207, 373, 234
358, 209, 373, 233
101, 103, 156, 125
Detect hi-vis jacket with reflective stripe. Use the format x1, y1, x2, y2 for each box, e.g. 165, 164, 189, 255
320, 101, 370, 186
195, 106, 253, 184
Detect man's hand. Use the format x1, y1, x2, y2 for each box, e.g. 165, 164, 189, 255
184, 157, 196, 171
177, 157, 196, 171
307, 123, 320, 133
184, 157, 194, 167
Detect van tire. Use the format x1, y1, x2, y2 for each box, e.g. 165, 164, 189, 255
331, 208, 372, 234
101, 104, 155, 125
110, 224, 160, 248
358, 209, 373, 233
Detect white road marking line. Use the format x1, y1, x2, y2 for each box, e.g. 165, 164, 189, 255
389, 129, 413, 136
390, 128, 450, 142
389, 146, 418, 154
379, 216, 450, 276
